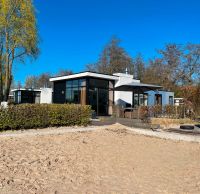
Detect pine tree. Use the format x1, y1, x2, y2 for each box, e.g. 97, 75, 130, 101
87, 37, 134, 75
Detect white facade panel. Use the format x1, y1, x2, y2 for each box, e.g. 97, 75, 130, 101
114, 91, 133, 107
114, 73, 137, 107
40, 88, 53, 104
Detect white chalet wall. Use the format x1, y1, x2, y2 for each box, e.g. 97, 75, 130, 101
113, 73, 140, 107
40, 88, 53, 104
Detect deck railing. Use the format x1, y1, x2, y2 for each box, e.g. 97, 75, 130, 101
113, 105, 196, 120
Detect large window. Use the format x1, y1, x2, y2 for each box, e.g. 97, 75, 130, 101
133, 93, 148, 107
66, 79, 86, 104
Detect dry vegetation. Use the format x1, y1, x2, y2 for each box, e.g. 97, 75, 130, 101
151, 118, 196, 129
0, 124, 200, 194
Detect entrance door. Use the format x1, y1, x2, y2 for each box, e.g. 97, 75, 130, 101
53, 81, 66, 103
88, 88, 98, 115
88, 88, 108, 116
155, 94, 162, 105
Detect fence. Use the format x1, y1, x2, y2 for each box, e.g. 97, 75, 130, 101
113, 105, 197, 120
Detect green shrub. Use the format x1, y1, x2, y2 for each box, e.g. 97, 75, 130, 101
0, 104, 91, 131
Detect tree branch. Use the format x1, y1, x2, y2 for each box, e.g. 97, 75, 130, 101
14, 51, 27, 59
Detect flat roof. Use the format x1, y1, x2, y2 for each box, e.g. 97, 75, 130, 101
11, 88, 42, 92
49, 71, 119, 82
115, 81, 162, 92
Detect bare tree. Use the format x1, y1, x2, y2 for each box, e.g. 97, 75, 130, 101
181, 44, 200, 85
133, 53, 145, 80
25, 73, 52, 89
37, 73, 52, 88
56, 69, 73, 76
24, 69, 73, 89
25, 75, 38, 88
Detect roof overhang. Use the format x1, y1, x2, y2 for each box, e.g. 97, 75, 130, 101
114, 82, 162, 92
49, 72, 118, 82
11, 88, 42, 92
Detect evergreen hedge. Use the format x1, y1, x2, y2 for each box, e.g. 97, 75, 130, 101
0, 104, 91, 130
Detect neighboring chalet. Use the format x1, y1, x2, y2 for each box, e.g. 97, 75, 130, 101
12, 88, 52, 104
50, 71, 174, 116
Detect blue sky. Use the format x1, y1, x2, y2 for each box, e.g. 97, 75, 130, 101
14, 0, 200, 84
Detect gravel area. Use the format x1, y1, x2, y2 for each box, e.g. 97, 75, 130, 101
0, 124, 200, 143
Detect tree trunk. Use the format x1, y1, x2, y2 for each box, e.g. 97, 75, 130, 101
3, 30, 11, 102
3, 57, 12, 101
0, 63, 3, 103
0, 45, 3, 103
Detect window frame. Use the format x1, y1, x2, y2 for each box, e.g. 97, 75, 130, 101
65, 78, 86, 104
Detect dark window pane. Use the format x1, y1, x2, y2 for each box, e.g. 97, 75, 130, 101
72, 80, 79, 88
169, 96, 173, 105
71, 87, 79, 103
144, 94, 148, 106
66, 80, 72, 88
53, 81, 66, 104
66, 88, 72, 103
139, 94, 144, 106
98, 88, 108, 115
134, 94, 139, 107
14, 92, 18, 103
88, 88, 97, 113
89, 78, 108, 88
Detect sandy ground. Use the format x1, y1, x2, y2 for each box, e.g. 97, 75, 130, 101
0, 124, 200, 194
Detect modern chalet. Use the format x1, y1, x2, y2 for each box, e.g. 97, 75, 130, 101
12, 88, 52, 104
50, 71, 174, 116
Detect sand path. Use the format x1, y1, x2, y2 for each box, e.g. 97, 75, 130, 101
0, 124, 199, 194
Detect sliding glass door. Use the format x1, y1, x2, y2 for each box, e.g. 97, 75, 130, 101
88, 88, 98, 115
98, 88, 108, 115
88, 87, 109, 116
88, 78, 109, 116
